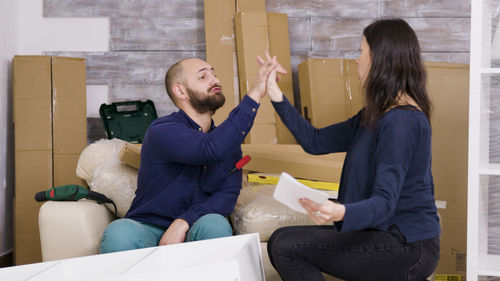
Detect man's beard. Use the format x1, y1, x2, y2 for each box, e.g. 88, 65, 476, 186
185, 85, 225, 115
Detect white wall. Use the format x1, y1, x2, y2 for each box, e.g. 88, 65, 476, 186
0, 0, 109, 258
0, 0, 20, 257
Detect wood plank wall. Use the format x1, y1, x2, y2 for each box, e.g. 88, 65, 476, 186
43, 0, 471, 118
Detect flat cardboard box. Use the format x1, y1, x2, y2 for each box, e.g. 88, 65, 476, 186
204, 0, 239, 126
267, 12, 296, 144
298, 58, 363, 128
119, 143, 142, 169
13, 55, 87, 265
0, 234, 265, 281
425, 61, 469, 279
241, 144, 345, 183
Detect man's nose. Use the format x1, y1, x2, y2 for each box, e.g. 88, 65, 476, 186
211, 75, 220, 85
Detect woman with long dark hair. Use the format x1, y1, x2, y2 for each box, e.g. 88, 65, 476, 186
264, 18, 441, 281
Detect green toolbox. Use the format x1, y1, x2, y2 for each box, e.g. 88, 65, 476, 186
99, 100, 157, 143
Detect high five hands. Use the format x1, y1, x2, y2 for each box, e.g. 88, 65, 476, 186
247, 51, 287, 103
256, 51, 285, 102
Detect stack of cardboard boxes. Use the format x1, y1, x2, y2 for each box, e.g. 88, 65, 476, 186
13, 56, 87, 265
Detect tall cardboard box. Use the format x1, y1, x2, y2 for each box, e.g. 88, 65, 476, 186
204, 0, 266, 127
235, 11, 295, 144
298, 58, 364, 128
235, 11, 276, 144
426, 61, 469, 279
204, 0, 238, 126
13, 56, 87, 265
13, 56, 53, 265
52, 57, 87, 186
267, 12, 296, 144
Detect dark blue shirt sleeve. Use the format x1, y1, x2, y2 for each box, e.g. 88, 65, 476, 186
272, 96, 357, 154
148, 95, 259, 166
340, 113, 417, 231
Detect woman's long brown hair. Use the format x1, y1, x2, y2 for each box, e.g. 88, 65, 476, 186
362, 18, 431, 128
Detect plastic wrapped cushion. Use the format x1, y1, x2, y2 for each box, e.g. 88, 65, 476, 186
76, 139, 138, 218
230, 181, 314, 242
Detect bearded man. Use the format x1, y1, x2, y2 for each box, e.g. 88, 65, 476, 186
100, 57, 283, 253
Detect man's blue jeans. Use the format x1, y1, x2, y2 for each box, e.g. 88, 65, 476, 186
100, 213, 232, 254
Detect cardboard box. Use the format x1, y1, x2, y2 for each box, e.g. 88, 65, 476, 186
235, 11, 295, 144
241, 144, 345, 182
0, 234, 265, 281
298, 58, 363, 128
13, 56, 52, 266
236, 0, 266, 13
204, 0, 266, 127
119, 143, 142, 169
13, 56, 87, 265
51, 57, 87, 186
204, 0, 239, 126
235, 11, 277, 144
425, 62, 469, 279
267, 12, 296, 144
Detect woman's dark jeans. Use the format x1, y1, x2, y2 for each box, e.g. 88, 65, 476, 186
267, 225, 440, 281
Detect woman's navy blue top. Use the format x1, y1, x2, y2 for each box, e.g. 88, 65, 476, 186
272, 97, 441, 243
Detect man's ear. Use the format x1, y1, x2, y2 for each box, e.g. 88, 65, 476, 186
173, 83, 188, 101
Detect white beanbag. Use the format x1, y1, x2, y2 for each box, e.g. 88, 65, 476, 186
76, 139, 138, 218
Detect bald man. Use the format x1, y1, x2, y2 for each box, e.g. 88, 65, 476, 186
100, 57, 283, 253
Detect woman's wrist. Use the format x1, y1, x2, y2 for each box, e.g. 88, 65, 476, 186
268, 87, 284, 102
335, 204, 346, 222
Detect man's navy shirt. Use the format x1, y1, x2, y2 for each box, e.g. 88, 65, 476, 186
126, 96, 259, 228
272, 97, 441, 243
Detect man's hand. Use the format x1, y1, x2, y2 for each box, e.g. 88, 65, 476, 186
159, 218, 189, 246
247, 51, 287, 103
299, 198, 346, 225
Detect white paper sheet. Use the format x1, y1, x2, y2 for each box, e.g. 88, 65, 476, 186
273, 172, 329, 214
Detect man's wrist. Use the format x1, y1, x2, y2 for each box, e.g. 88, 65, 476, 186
247, 89, 262, 104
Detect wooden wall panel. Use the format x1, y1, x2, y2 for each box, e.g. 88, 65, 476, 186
43, 0, 471, 120
382, 0, 471, 17
310, 0, 379, 18
312, 18, 372, 53
46, 51, 205, 85
44, 0, 203, 18
266, 0, 312, 17
406, 18, 470, 52
288, 17, 311, 52
110, 17, 205, 51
